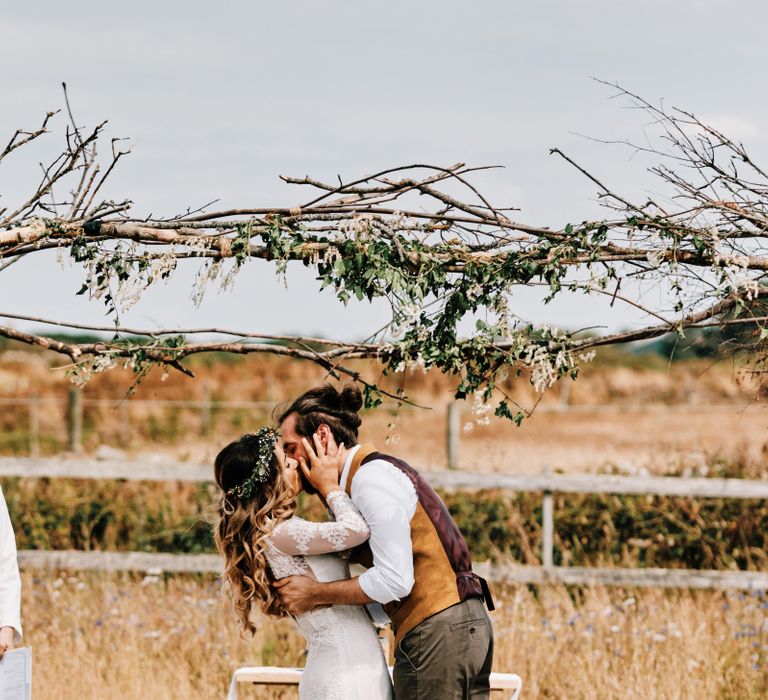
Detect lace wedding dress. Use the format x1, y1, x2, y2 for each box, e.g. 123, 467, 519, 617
264, 491, 394, 700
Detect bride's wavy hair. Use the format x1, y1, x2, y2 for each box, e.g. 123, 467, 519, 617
213, 432, 296, 635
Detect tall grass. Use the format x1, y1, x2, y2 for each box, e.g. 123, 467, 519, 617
22, 572, 767, 699
5, 474, 768, 572
0, 346, 759, 463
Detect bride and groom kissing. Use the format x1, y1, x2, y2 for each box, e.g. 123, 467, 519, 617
214, 384, 495, 699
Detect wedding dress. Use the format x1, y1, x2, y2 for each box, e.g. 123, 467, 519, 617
264, 491, 394, 700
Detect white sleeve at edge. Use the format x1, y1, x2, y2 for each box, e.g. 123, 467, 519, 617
0, 487, 22, 641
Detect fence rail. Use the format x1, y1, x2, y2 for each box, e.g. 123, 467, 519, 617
2, 457, 768, 499
0, 457, 212, 482
3, 456, 767, 591
14, 550, 768, 591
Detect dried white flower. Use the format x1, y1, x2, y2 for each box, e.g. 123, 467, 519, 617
471, 394, 493, 426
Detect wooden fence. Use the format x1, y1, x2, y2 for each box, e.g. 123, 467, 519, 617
2, 456, 767, 591
0, 393, 275, 456
0, 393, 759, 467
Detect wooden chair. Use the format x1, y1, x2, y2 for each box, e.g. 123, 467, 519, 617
227, 666, 522, 699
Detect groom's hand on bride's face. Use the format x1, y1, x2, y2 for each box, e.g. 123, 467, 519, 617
274, 575, 319, 616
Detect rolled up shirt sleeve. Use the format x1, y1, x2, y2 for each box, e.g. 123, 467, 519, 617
0, 487, 22, 641
351, 460, 418, 605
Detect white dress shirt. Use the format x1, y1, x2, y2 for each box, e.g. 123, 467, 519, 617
340, 445, 418, 605
0, 487, 22, 641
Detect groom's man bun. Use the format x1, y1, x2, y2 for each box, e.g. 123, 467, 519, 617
339, 384, 363, 413
278, 383, 363, 446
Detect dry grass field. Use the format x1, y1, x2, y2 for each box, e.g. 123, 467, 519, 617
4, 346, 768, 698
2, 347, 767, 474
22, 571, 767, 700
329, 400, 768, 475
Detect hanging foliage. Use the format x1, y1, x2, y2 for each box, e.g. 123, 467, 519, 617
2, 84, 767, 419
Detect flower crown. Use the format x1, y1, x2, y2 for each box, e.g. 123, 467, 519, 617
226, 427, 279, 499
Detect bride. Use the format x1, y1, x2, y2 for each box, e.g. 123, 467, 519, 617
214, 427, 394, 700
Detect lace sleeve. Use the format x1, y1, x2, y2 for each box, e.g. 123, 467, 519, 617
268, 491, 370, 556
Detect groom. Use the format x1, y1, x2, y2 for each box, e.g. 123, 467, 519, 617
274, 384, 494, 700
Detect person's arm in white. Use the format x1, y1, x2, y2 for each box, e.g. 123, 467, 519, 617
268, 491, 370, 556
275, 459, 417, 613
0, 486, 22, 656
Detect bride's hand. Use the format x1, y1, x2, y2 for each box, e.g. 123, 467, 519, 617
299, 431, 347, 497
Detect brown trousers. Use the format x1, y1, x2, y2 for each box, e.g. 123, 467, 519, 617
393, 598, 494, 700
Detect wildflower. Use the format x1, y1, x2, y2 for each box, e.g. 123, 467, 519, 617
646, 250, 663, 268
321, 245, 341, 265
407, 354, 428, 373
471, 394, 493, 427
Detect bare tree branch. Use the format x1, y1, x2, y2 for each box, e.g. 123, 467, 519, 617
3, 84, 768, 417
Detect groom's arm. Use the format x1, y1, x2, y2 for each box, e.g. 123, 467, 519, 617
274, 574, 373, 613
276, 460, 417, 615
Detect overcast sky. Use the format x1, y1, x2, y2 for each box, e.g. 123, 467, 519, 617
3, 1, 768, 340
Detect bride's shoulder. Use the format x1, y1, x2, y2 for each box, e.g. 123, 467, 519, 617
269, 515, 307, 533
280, 514, 308, 524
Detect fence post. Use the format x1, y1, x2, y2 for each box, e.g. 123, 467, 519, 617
446, 402, 460, 470
542, 463, 554, 568
29, 396, 40, 457
66, 389, 83, 453
201, 384, 213, 437
118, 400, 130, 447
265, 376, 276, 404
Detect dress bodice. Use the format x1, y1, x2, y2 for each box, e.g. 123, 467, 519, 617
263, 492, 374, 644
261, 493, 394, 699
